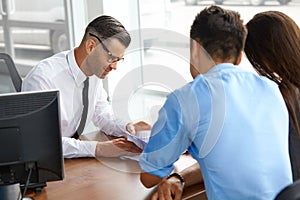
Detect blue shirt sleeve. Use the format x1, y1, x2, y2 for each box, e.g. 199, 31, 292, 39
139, 86, 199, 178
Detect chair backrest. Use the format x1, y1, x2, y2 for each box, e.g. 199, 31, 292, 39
0, 53, 22, 93
274, 179, 300, 200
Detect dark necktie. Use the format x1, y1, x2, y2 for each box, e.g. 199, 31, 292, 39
72, 77, 89, 139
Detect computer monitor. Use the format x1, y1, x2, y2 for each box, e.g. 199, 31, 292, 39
0, 90, 64, 199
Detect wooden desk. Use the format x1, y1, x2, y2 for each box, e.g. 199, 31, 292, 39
25, 132, 207, 200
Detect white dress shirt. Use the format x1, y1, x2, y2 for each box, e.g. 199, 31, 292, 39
22, 49, 128, 158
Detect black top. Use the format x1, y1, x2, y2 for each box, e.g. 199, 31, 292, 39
289, 117, 300, 181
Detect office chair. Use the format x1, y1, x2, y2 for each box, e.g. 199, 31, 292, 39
274, 179, 300, 200
0, 53, 22, 93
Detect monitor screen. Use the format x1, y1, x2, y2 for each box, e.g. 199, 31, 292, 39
0, 90, 64, 197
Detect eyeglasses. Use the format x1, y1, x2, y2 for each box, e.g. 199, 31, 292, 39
89, 33, 124, 63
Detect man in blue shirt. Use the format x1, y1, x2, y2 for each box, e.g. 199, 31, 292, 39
139, 5, 292, 200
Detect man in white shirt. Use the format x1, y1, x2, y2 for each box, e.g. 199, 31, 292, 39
22, 15, 150, 158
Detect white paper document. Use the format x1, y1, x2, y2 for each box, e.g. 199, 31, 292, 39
125, 130, 151, 150
121, 130, 151, 161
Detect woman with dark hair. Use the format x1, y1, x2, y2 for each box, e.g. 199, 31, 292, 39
245, 11, 300, 181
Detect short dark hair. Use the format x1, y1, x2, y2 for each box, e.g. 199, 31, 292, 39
190, 6, 247, 64
83, 15, 131, 47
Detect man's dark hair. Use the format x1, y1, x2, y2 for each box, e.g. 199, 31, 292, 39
83, 15, 131, 47
190, 6, 247, 64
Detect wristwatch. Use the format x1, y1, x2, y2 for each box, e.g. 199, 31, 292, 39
167, 172, 185, 188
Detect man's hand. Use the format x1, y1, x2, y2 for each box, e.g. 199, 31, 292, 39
151, 162, 203, 200
151, 176, 183, 200
126, 121, 152, 135
95, 137, 142, 157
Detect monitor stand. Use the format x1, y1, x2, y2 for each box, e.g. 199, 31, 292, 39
0, 183, 35, 200
0, 183, 22, 200
21, 182, 46, 195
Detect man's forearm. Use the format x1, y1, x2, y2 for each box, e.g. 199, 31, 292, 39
140, 172, 163, 188
179, 163, 203, 187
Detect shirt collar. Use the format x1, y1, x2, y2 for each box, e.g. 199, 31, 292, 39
67, 49, 87, 86
206, 63, 236, 74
